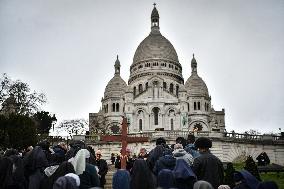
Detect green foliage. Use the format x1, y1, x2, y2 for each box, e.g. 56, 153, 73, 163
0, 114, 37, 149
233, 162, 283, 188
244, 155, 261, 181
0, 73, 46, 115
224, 162, 236, 188
33, 111, 57, 134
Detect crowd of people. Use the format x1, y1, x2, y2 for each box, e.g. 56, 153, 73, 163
0, 135, 279, 189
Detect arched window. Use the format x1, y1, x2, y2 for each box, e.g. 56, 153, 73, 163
163, 82, 167, 89
139, 119, 143, 131
153, 107, 160, 125
133, 87, 136, 96
106, 104, 108, 113
197, 102, 200, 110
116, 103, 119, 112
176, 85, 179, 96
170, 83, 174, 93
171, 119, 174, 130
187, 103, 190, 112
112, 103, 115, 112
139, 84, 143, 93
146, 82, 148, 89
194, 102, 196, 110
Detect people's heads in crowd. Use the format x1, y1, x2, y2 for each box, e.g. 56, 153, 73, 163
113, 169, 130, 189
58, 142, 67, 151
131, 159, 156, 189
257, 181, 278, 189
53, 174, 79, 189
218, 185, 231, 189
26, 146, 33, 153
65, 173, 80, 187
139, 148, 147, 156
126, 148, 131, 156
194, 137, 212, 151
193, 180, 214, 189
70, 149, 90, 175
96, 150, 102, 160
176, 136, 187, 148
187, 134, 196, 144
4, 148, 19, 157
37, 140, 51, 151
174, 143, 183, 150
156, 137, 166, 146
158, 169, 175, 189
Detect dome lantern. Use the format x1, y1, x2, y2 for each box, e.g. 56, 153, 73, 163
114, 55, 121, 75
151, 3, 160, 33
191, 54, 197, 74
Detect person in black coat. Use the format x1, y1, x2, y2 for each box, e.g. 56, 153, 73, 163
153, 148, 176, 176
192, 137, 224, 189
95, 150, 108, 188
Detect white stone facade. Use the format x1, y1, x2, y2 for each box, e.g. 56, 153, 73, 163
89, 6, 225, 134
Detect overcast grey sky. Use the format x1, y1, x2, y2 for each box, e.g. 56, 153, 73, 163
1, 0, 283, 133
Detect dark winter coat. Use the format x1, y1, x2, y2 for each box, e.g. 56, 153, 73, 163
192, 151, 224, 189
96, 159, 108, 187
23, 146, 49, 189
79, 163, 100, 189
172, 159, 197, 189
147, 145, 166, 171
153, 155, 176, 175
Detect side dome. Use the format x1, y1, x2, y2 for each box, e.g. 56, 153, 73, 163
185, 74, 209, 97
104, 75, 127, 98
133, 33, 179, 64
104, 56, 127, 98
185, 55, 209, 97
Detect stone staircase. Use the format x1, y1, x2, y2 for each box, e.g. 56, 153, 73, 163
104, 164, 116, 189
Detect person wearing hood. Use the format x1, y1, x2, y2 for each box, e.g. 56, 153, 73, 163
112, 169, 130, 189
53, 173, 80, 189
192, 137, 224, 189
172, 159, 197, 189
69, 149, 100, 189
23, 145, 49, 189
172, 143, 194, 166
130, 159, 156, 189
147, 137, 169, 172
52, 142, 67, 164
157, 169, 177, 189
233, 170, 260, 189
153, 148, 176, 176
194, 180, 214, 189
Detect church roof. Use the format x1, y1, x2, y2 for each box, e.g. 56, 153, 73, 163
185, 55, 209, 97
185, 74, 209, 97
104, 74, 127, 98
132, 32, 179, 64
104, 56, 127, 99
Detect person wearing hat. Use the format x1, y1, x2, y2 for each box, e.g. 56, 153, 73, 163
95, 150, 108, 188
192, 137, 224, 189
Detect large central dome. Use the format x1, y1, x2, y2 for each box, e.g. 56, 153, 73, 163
133, 32, 179, 64
129, 5, 183, 85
